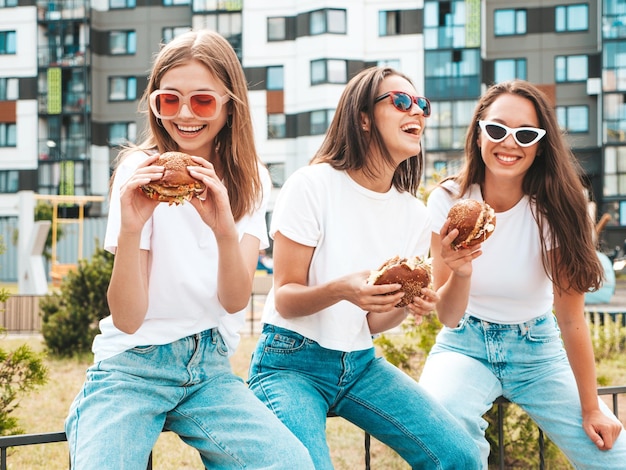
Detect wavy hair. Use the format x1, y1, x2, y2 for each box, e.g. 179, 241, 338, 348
444, 79, 602, 293
311, 66, 424, 196
114, 29, 261, 221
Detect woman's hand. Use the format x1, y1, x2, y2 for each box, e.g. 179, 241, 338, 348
439, 219, 481, 278
119, 154, 162, 232
405, 287, 439, 325
341, 270, 405, 313
187, 155, 237, 237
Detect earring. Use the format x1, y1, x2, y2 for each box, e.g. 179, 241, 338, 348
156, 118, 163, 128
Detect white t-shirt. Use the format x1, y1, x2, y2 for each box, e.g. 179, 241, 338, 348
93, 150, 271, 363
262, 163, 431, 352
428, 181, 553, 323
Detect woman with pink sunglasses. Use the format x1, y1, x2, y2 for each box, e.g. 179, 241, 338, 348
65, 30, 314, 469
420, 79, 626, 469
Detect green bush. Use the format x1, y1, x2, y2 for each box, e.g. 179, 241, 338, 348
0, 237, 48, 436
41, 245, 113, 357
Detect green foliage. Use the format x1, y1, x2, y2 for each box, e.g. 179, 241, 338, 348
587, 312, 626, 361
0, 236, 48, 436
41, 245, 113, 357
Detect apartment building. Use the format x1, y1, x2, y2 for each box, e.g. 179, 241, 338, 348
1, 0, 625, 274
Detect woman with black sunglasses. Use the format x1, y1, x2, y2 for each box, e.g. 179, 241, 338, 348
247, 66, 481, 469
419, 79, 626, 469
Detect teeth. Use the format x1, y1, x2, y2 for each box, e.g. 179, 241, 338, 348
177, 124, 204, 132
401, 124, 421, 134
497, 154, 517, 162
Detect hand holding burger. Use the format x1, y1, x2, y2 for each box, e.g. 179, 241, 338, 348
446, 199, 496, 250
140, 151, 206, 205
367, 256, 432, 308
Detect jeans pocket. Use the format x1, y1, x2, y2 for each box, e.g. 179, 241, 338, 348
264, 329, 308, 354
525, 315, 560, 343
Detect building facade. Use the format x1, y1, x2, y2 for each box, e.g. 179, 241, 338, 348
1, 0, 625, 261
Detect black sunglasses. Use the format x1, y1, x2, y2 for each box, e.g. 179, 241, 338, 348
374, 91, 431, 117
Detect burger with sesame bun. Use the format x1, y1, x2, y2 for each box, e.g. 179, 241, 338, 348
367, 255, 432, 308
140, 151, 206, 205
447, 199, 496, 250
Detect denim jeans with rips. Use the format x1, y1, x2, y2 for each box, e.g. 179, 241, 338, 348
66, 328, 314, 470
248, 324, 481, 470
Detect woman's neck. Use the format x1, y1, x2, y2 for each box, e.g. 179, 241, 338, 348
481, 180, 524, 212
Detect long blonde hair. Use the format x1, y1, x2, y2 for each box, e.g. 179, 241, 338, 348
113, 29, 262, 221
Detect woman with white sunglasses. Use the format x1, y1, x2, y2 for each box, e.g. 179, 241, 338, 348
419, 79, 626, 469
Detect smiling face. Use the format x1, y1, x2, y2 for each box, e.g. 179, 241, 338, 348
478, 93, 542, 184
156, 59, 229, 159
370, 75, 427, 166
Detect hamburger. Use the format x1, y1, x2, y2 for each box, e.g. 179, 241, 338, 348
367, 255, 432, 308
447, 199, 496, 249
140, 151, 206, 205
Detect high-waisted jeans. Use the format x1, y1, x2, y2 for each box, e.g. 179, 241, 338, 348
248, 324, 481, 470
66, 328, 314, 469
419, 312, 626, 470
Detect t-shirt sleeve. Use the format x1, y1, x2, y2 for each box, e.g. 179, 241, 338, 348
237, 164, 272, 250
269, 167, 321, 248
426, 185, 455, 235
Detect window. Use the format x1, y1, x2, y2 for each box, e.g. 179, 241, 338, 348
555, 4, 588, 32
0, 171, 18, 193
424, 100, 475, 151
268, 114, 286, 139
0, 0, 18, 7
0, 77, 18, 100
310, 9, 346, 35
163, 26, 191, 43
267, 66, 284, 90
310, 109, 334, 135
379, 10, 401, 36
377, 59, 401, 70
604, 93, 626, 143
163, 0, 189, 5
109, 77, 137, 101
110, 0, 135, 8
556, 105, 588, 133
494, 9, 526, 36
494, 59, 527, 83
266, 163, 285, 188
555, 55, 588, 82
192, 0, 242, 10
424, 49, 481, 99
110, 31, 136, 55
603, 146, 626, 199
195, 13, 242, 40
0, 31, 16, 54
603, 42, 626, 92
109, 122, 137, 146
0, 123, 16, 147
310, 59, 347, 85
268, 17, 286, 41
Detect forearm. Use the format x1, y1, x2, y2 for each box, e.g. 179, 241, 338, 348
275, 279, 347, 318
107, 233, 149, 334
436, 272, 471, 327
216, 232, 256, 313
368, 308, 407, 334
560, 318, 601, 414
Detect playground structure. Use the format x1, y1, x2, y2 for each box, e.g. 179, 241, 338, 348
17, 191, 104, 294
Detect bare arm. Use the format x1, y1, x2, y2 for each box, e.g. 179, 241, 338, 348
554, 280, 623, 450
272, 231, 404, 318
431, 220, 482, 327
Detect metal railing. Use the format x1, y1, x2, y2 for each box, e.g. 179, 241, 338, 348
0, 386, 623, 470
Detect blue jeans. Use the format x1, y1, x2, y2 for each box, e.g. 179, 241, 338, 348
419, 313, 626, 470
66, 328, 314, 469
248, 324, 481, 470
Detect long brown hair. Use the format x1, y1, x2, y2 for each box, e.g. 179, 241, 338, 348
446, 79, 602, 293
311, 66, 424, 196
114, 29, 262, 221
